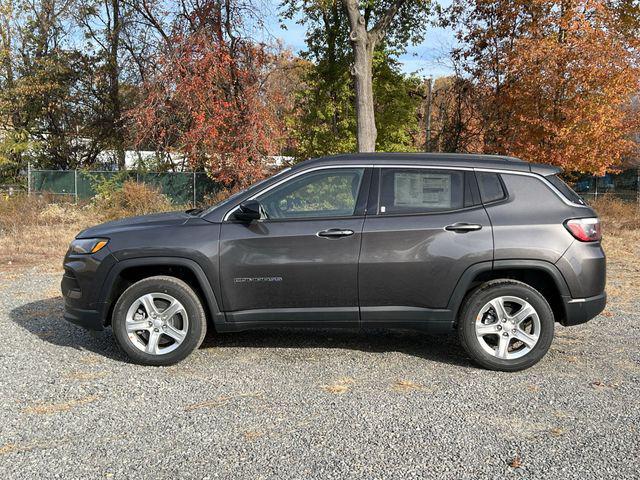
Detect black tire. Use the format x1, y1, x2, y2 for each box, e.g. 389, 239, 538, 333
458, 279, 554, 372
112, 276, 207, 366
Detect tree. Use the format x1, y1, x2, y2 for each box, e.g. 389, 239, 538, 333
76, 0, 131, 169
0, 0, 100, 174
282, 0, 426, 156
341, 0, 430, 151
450, 0, 640, 173
283, 0, 430, 152
424, 76, 483, 153
129, 2, 285, 187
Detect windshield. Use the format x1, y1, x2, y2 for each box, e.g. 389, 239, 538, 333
200, 167, 292, 216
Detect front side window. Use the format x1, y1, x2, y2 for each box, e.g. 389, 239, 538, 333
379, 169, 466, 214
256, 168, 364, 219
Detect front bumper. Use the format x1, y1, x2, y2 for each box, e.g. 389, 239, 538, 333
561, 292, 606, 326
61, 248, 116, 332
63, 304, 105, 331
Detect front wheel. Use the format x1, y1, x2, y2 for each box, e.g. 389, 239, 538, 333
458, 280, 555, 372
112, 276, 207, 366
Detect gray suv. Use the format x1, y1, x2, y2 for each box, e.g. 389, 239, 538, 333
62, 153, 606, 371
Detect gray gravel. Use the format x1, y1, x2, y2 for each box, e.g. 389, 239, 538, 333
0, 268, 638, 479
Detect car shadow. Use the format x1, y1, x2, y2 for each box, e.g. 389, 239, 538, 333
12, 296, 472, 368
10, 296, 127, 362
203, 329, 471, 367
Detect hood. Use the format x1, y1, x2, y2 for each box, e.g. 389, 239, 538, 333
77, 211, 193, 238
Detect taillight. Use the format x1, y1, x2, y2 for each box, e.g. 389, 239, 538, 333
564, 218, 601, 242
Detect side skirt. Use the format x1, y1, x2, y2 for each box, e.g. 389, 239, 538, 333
217, 306, 455, 334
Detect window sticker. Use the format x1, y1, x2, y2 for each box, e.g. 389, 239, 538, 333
394, 173, 452, 208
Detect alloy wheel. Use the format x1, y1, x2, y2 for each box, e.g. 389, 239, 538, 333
125, 293, 189, 355
475, 295, 541, 360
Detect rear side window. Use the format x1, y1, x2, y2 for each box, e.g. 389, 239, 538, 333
476, 172, 506, 203
379, 169, 467, 214
545, 174, 585, 205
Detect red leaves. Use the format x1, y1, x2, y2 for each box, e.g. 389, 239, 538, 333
129, 31, 284, 187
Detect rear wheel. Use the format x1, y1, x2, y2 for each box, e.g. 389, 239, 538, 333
112, 276, 207, 366
458, 280, 554, 371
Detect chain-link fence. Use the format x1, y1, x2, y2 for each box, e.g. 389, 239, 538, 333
27, 169, 224, 206
569, 168, 639, 203
21, 166, 640, 206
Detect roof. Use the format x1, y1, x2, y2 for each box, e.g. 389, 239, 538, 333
295, 153, 561, 176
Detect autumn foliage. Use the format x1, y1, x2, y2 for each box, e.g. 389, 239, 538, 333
129, 31, 284, 187
452, 0, 640, 174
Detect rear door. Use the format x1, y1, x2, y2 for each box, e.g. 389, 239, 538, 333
358, 167, 493, 326
219, 167, 371, 325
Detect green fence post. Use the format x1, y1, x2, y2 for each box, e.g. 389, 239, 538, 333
193, 171, 196, 207
74, 169, 78, 204
27, 162, 31, 196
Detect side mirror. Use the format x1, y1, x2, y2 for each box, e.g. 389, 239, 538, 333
234, 200, 262, 222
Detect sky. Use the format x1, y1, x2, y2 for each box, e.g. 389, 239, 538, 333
261, 1, 457, 78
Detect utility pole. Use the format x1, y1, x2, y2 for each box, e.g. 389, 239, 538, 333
424, 77, 433, 152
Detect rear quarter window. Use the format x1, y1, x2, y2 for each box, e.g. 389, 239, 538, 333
545, 175, 585, 205
476, 172, 506, 203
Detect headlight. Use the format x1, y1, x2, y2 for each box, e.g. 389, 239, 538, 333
70, 238, 109, 254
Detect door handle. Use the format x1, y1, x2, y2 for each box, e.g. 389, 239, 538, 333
317, 228, 355, 238
444, 222, 483, 233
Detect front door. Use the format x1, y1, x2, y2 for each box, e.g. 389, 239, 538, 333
219, 167, 370, 325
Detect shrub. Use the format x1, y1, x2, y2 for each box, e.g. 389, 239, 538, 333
92, 180, 175, 221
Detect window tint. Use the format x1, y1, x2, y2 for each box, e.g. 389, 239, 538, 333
545, 174, 585, 205
257, 168, 364, 219
379, 169, 465, 214
476, 172, 506, 203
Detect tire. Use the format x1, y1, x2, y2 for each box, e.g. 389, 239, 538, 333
457, 279, 554, 372
112, 275, 207, 366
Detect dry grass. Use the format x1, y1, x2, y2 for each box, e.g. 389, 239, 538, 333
392, 379, 426, 392
0, 194, 94, 269
94, 180, 175, 222
589, 197, 640, 309
320, 377, 355, 394
22, 395, 99, 415
589, 196, 639, 232
0, 182, 184, 270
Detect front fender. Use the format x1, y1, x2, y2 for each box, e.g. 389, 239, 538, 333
98, 256, 225, 328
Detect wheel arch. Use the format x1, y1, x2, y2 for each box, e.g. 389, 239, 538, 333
448, 260, 570, 325
99, 257, 224, 329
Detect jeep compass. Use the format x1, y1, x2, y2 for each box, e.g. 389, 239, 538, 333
61, 153, 606, 371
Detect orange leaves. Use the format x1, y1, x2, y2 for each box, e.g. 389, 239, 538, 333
456, 0, 640, 173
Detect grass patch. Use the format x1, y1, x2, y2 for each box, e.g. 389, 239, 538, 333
0, 182, 187, 270
321, 377, 354, 394
392, 379, 426, 392
22, 395, 99, 415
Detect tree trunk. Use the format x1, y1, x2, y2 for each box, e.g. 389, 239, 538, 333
108, 0, 125, 170
344, 0, 377, 152
352, 37, 376, 152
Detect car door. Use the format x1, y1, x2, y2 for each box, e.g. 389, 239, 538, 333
358, 167, 493, 327
219, 167, 371, 325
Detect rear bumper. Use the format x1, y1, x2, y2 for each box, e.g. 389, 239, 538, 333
561, 292, 606, 326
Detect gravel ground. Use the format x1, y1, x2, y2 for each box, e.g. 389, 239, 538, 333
0, 268, 638, 479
